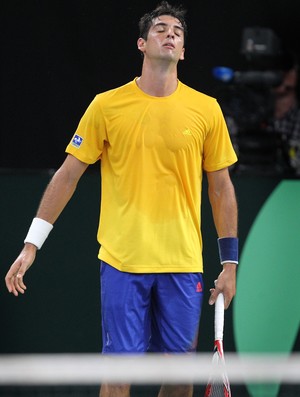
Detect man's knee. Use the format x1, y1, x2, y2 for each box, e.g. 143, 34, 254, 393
158, 384, 193, 397
99, 383, 131, 397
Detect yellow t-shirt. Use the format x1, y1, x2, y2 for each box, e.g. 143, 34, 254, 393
66, 79, 237, 273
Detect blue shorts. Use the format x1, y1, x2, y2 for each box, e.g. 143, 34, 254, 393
100, 261, 204, 353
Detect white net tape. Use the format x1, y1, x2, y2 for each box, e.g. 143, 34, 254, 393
0, 353, 299, 385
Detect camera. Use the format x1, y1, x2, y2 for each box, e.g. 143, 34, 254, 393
213, 27, 297, 175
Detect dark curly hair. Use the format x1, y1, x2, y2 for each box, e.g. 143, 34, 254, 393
138, 1, 187, 42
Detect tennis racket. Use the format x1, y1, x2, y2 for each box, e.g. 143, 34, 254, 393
204, 293, 231, 397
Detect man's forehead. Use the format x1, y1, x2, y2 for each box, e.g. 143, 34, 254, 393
152, 15, 183, 29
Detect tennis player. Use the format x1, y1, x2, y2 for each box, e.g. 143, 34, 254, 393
5, 2, 238, 396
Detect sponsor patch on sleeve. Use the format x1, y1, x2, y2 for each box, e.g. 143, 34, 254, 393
71, 134, 84, 148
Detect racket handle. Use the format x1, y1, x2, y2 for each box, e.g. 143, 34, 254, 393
215, 293, 225, 341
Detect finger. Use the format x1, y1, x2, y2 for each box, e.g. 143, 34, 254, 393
209, 288, 217, 305
7, 276, 20, 297
17, 272, 27, 289
5, 268, 20, 295
6, 266, 26, 296
16, 273, 27, 293
223, 295, 233, 310
5, 273, 13, 293
12, 270, 27, 295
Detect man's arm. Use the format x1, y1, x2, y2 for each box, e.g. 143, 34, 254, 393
206, 167, 238, 309
5, 154, 89, 296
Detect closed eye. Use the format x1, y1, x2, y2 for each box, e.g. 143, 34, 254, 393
153, 23, 184, 37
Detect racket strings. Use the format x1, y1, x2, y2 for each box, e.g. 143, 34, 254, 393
204, 349, 232, 397
205, 381, 230, 397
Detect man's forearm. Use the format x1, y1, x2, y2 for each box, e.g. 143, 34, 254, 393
36, 169, 78, 224
209, 179, 238, 238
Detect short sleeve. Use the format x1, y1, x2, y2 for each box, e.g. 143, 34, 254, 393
66, 95, 108, 164
203, 100, 237, 172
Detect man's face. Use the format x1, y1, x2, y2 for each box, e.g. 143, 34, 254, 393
137, 15, 185, 63
273, 68, 298, 98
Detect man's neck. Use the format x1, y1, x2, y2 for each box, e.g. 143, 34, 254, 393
137, 61, 179, 97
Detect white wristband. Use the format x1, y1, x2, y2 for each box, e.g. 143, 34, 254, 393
24, 217, 53, 249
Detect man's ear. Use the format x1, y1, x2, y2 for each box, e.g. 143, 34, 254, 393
137, 37, 146, 53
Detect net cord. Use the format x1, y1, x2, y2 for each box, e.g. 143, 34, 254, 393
0, 353, 299, 385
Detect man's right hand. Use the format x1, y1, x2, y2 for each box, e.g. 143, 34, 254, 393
5, 243, 37, 296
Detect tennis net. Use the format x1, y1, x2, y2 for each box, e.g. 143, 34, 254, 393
0, 353, 299, 396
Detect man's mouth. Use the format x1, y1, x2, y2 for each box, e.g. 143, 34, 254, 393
163, 43, 175, 49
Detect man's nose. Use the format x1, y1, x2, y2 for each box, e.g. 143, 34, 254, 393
166, 27, 175, 38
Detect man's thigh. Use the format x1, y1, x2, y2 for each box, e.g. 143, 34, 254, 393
149, 272, 204, 352
100, 261, 154, 353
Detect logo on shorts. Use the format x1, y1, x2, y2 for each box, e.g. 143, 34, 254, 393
196, 281, 203, 292
71, 134, 83, 148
